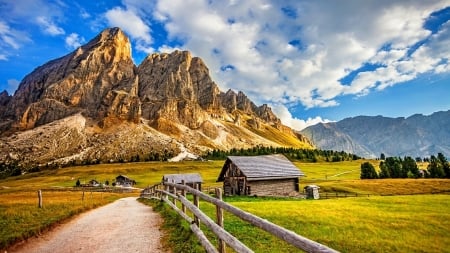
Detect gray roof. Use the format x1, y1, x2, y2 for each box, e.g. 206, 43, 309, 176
162, 173, 203, 184
217, 154, 304, 181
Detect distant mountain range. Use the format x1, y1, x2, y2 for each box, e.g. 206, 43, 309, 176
300, 110, 450, 158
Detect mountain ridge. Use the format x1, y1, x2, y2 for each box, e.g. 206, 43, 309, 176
0, 27, 312, 168
300, 110, 450, 158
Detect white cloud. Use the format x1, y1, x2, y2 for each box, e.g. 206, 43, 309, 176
36, 16, 65, 36
151, 0, 450, 110
0, 20, 31, 58
6, 79, 20, 95
65, 33, 85, 49
271, 103, 332, 130
80, 8, 91, 19
105, 7, 152, 52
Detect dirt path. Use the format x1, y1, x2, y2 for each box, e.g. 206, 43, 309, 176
9, 197, 165, 253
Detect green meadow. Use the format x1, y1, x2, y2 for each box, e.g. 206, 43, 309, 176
1, 160, 450, 252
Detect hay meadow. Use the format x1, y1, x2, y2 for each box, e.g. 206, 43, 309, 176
1, 160, 450, 252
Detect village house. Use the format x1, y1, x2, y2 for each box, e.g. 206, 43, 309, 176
162, 173, 203, 191
217, 154, 305, 196
88, 179, 100, 187
115, 175, 136, 187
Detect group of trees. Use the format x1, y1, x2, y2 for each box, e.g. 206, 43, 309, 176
0, 162, 22, 179
361, 153, 450, 179
203, 146, 361, 162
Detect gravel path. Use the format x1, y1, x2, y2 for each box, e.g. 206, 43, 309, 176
9, 197, 165, 253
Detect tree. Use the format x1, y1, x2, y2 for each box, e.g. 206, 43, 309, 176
379, 161, 390, 178
361, 162, 378, 179
402, 156, 419, 178
385, 157, 403, 178
428, 155, 445, 178
380, 153, 386, 160
437, 153, 450, 178
76, 179, 81, 187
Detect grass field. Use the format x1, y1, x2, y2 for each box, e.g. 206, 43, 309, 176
1, 160, 450, 252
200, 194, 450, 253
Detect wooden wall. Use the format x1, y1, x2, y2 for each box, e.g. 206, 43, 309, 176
247, 178, 299, 196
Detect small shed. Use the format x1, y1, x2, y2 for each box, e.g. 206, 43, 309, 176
217, 154, 305, 196
162, 173, 203, 190
88, 179, 100, 187
304, 185, 320, 199
115, 175, 136, 187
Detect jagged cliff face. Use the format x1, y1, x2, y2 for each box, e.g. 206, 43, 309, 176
0, 27, 312, 167
2, 28, 139, 131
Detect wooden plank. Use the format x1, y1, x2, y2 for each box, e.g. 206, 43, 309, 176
181, 180, 186, 214
193, 183, 200, 226
215, 188, 225, 253
190, 223, 219, 253
161, 196, 218, 253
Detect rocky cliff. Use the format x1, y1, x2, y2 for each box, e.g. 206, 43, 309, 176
300, 111, 450, 158
0, 27, 312, 168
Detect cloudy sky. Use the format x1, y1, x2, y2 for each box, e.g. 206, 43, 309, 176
1, 0, 449, 130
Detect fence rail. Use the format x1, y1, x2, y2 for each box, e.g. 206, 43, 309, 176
140, 181, 339, 253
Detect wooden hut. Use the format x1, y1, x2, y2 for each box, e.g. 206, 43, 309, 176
217, 154, 304, 196
115, 175, 136, 187
162, 173, 203, 191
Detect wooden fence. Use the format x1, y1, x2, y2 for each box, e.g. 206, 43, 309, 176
140, 181, 339, 253
321, 192, 371, 199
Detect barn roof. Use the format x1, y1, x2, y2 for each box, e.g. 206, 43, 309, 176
162, 173, 203, 184
217, 154, 304, 182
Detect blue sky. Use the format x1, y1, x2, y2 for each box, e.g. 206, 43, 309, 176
1, 0, 449, 130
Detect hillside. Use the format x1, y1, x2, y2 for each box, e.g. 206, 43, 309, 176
301, 110, 450, 158
0, 27, 312, 169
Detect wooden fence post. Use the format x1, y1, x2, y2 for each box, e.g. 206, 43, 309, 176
38, 190, 43, 208
181, 180, 186, 214
194, 183, 200, 226
164, 179, 169, 201
171, 180, 177, 206
215, 188, 225, 253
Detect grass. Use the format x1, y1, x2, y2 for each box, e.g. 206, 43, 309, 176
1, 160, 450, 252
217, 195, 450, 253
0, 190, 129, 249
0, 160, 225, 190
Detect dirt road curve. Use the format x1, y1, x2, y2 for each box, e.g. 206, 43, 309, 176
9, 197, 165, 253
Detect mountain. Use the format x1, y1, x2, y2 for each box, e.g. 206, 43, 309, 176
300, 111, 450, 158
0, 28, 312, 168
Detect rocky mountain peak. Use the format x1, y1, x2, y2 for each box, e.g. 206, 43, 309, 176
82, 27, 132, 64
2, 27, 137, 131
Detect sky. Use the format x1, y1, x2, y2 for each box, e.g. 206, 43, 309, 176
1, 0, 449, 130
